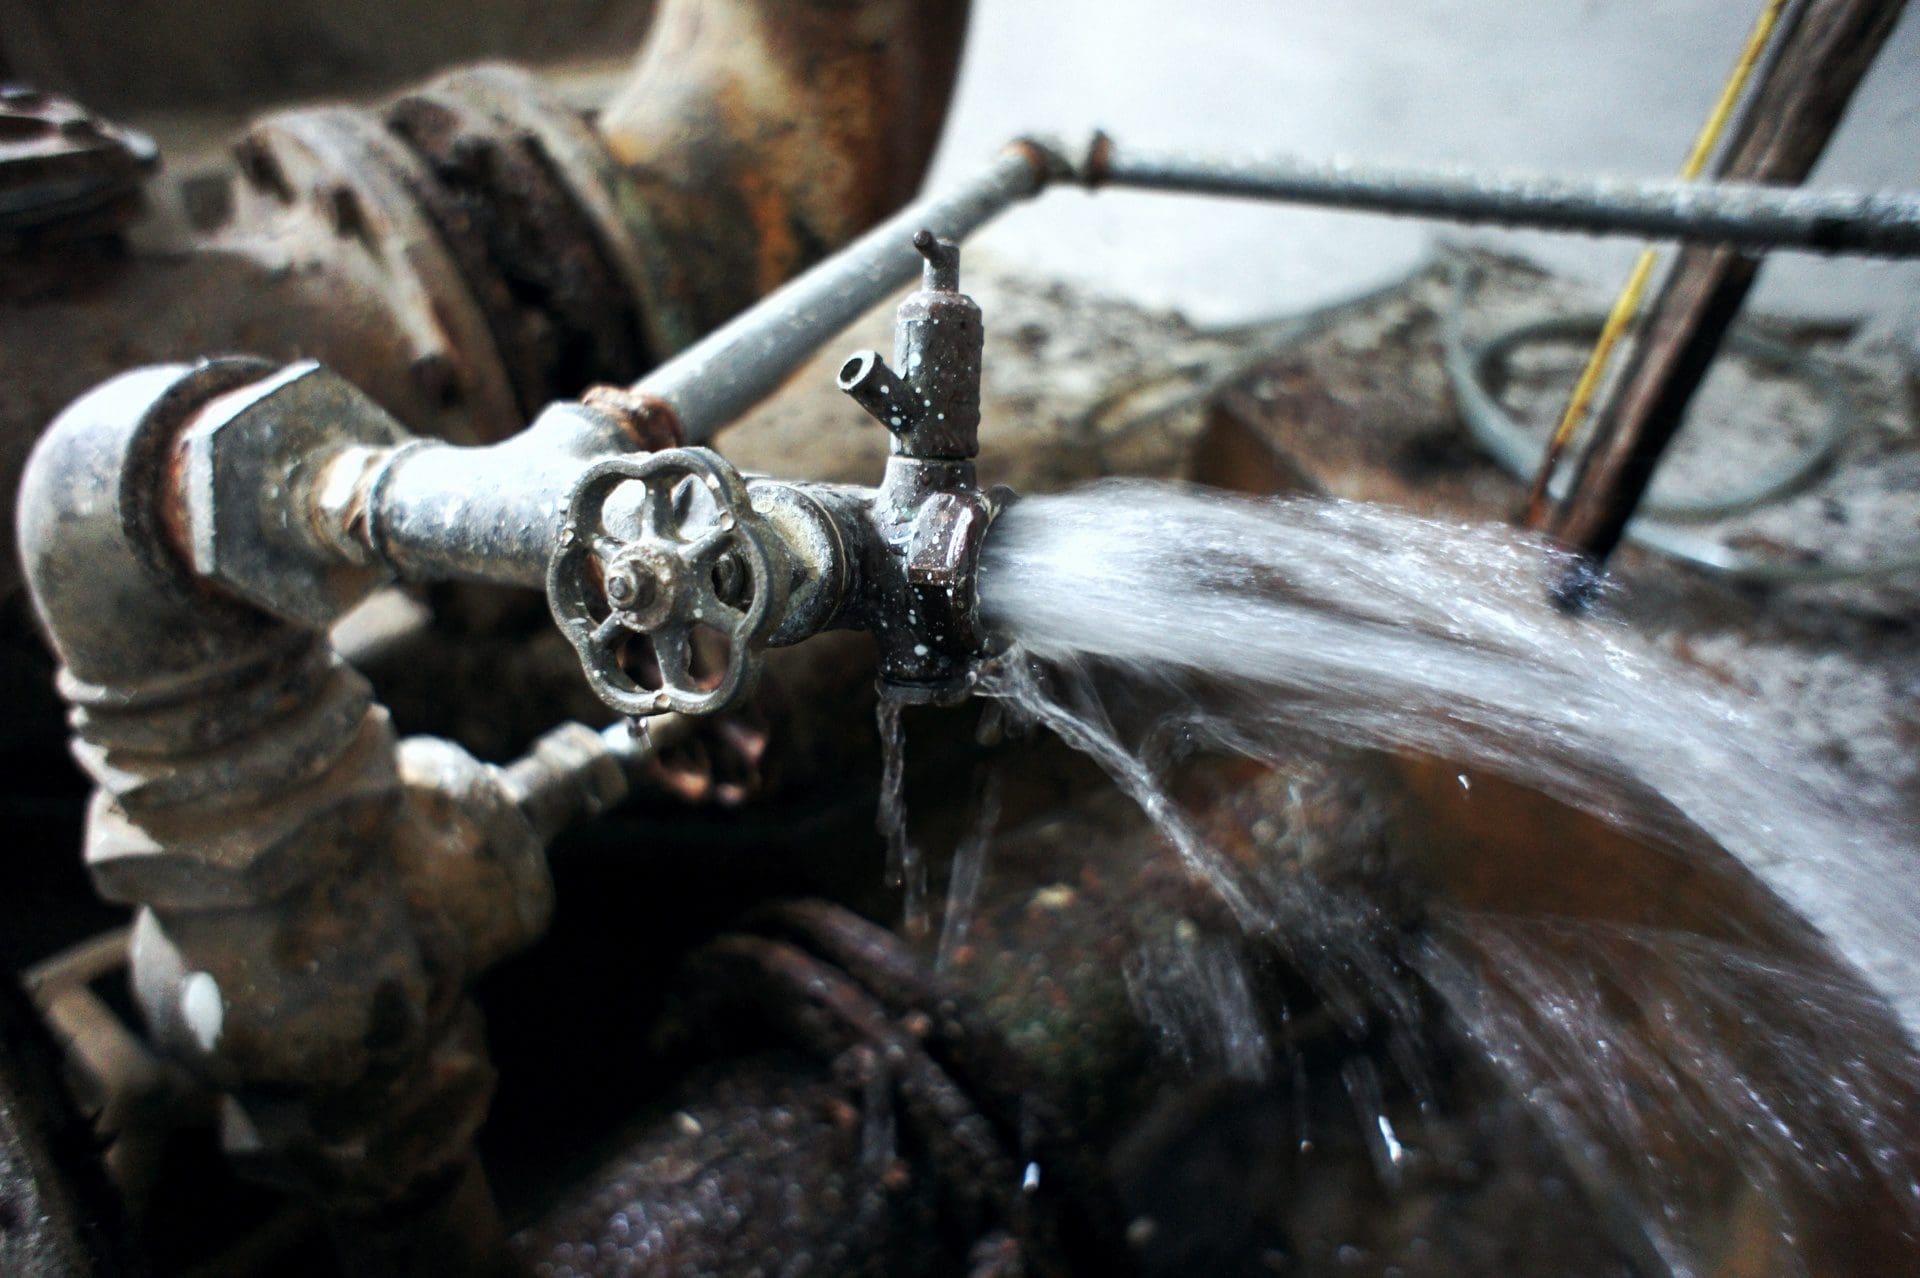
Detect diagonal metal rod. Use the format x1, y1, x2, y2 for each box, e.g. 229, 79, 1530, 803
1079, 133, 1920, 260
637, 144, 1056, 443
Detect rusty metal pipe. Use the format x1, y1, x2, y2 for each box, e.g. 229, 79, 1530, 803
11, 360, 702, 1258
1546, 0, 1908, 576
261, 147, 1057, 606
82, 118, 1920, 614
3, 2, 975, 595
637, 145, 1050, 444
596, 0, 973, 354
520, 902, 1131, 1275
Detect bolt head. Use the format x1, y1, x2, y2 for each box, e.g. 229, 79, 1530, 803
179, 361, 408, 627
605, 551, 670, 627
606, 563, 662, 612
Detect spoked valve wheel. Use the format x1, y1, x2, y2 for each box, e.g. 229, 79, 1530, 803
548, 447, 780, 718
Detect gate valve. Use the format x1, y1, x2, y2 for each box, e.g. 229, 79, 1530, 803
549, 229, 1011, 722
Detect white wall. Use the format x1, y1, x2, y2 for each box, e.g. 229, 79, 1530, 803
927, 0, 1920, 333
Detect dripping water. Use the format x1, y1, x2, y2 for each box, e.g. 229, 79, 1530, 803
875, 696, 927, 936
935, 766, 1002, 973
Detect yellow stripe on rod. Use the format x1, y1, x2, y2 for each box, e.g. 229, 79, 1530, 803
1522, 0, 1787, 528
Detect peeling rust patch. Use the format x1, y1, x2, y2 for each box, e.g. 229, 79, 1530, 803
1082, 130, 1115, 189
580, 385, 686, 452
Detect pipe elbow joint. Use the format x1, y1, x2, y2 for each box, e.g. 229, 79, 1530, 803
17, 360, 288, 691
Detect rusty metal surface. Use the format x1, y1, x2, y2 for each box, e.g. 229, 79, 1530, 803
843, 232, 985, 461
24, 206, 1905, 1273
229, 104, 527, 442
0, 241, 453, 601
33, 25, 1920, 1268
177, 362, 412, 629
522, 902, 1121, 1276
677, 934, 1027, 1240
0, 971, 140, 1276
385, 66, 648, 416
838, 235, 1003, 695
577, 386, 685, 451
596, 0, 972, 353
915, 726, 1669, 1276
14, 360, 759, 1258
545, 231, 1013, 719
0, 84, 153, 247
2, 2, 973, 596
0, 0, 655, 115
520, 1054, 945, 1277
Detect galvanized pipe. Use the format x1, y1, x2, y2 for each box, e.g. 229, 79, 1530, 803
636, 143, 1055, 444
290, 146, 1058, 595
357, 399, 639, 590
1, 1, 977, 601
1081, 135, 1920, 259
121, 133, 1920, 606
635, 129, 1920, 445
343, 150, 1041, 588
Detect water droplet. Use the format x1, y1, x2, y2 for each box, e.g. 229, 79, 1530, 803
1376, 1113, 1406, 1165
181, 971, 223, 1052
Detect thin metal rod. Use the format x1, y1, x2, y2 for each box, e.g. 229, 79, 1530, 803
637, 143, 1055, 443
333, 131, 1920, 592
627, 130, 1920, 448
1086, 136, 1920, 259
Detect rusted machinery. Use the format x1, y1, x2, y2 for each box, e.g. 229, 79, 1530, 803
8, 6, 1920, 1274
0, 0, 966, 597
4, 2, 986, 1270
12, 220, 1008, 1241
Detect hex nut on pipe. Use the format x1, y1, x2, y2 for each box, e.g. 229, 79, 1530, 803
179, 361, 411, 628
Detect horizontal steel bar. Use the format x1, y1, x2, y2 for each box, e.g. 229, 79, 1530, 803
1082, 135, 1920, 259
621, 132, 1920, 450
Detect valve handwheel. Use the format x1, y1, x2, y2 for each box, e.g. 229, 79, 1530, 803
549, 447, 778, 717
